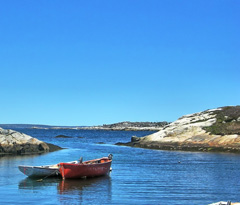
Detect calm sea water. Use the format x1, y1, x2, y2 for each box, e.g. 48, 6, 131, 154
1, 128, 240, 204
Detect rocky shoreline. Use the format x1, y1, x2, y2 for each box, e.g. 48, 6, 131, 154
2, 106, 240, 154
116, 137, 240, 153
117, 106, 240, 153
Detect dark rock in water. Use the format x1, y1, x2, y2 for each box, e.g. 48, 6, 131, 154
96, 142, 105, 144
115, 142, 128, 146
115, 136, 141, 146
47, 143, 64, 152
131, 136, 141, 142
55, 135, 73, 138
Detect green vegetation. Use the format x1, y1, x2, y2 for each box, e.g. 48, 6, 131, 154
203, 106, 240, 135
103, 121, 169, 129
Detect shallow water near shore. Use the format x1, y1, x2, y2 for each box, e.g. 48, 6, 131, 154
1, 128, 240, 204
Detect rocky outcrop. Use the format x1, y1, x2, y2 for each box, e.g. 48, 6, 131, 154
117, 106, 240, 153
46, 143, 63, 152
0, 128, 50, 155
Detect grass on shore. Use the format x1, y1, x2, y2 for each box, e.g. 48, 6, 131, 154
203, 106, 240, 135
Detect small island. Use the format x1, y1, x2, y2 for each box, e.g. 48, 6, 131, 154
100, 121, 169, 131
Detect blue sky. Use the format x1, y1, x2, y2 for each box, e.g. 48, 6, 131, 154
0, 0, 239, 126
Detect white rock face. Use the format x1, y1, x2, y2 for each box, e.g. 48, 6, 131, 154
0, 128, 49, 154
144, 108, 220, 142
124, 106, 240, 152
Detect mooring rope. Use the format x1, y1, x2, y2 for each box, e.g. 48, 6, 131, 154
36, 170, 59, 182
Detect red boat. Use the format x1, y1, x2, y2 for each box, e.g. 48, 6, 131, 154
58, 154, 113, 179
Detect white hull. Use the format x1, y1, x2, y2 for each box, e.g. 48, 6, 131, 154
18, 165, 60, 178
19, 161, 78, 178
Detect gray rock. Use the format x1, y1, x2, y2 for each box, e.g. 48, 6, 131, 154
0, 127, 49, 155
131, 136, 141, 142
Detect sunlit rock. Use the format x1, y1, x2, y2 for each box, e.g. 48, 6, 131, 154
0, 128, 49, 155
120, 106, 240, 153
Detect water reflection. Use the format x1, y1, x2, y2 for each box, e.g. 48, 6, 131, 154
58, 176, 112, 203
58, 176, 111, 193
19, 177, 61, 190
19, 176, 112, 203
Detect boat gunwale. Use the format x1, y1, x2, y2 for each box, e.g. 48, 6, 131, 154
59, 157, 112, 167
18, 160, 78, 170
18, 165, 58, 169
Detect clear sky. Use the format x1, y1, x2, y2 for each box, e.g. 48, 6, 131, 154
0, 0, 239, 126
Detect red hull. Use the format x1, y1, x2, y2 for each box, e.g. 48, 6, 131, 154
59, 157, 112, 179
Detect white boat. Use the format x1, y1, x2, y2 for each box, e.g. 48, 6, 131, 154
18, 161, 78, 178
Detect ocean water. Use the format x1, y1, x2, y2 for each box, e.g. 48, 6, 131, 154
1, 128, 240, 204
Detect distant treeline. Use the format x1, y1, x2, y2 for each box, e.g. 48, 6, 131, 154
102, 121, 169, 128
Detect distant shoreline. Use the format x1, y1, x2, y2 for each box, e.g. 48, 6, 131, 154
0, 121, 170, 131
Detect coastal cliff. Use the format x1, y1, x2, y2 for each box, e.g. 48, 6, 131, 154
117, 106, 240, 153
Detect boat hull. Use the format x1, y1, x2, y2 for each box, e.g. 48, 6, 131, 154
59, 157, 112, 179
18, 161, 78, 178
18, 165, 59, 178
